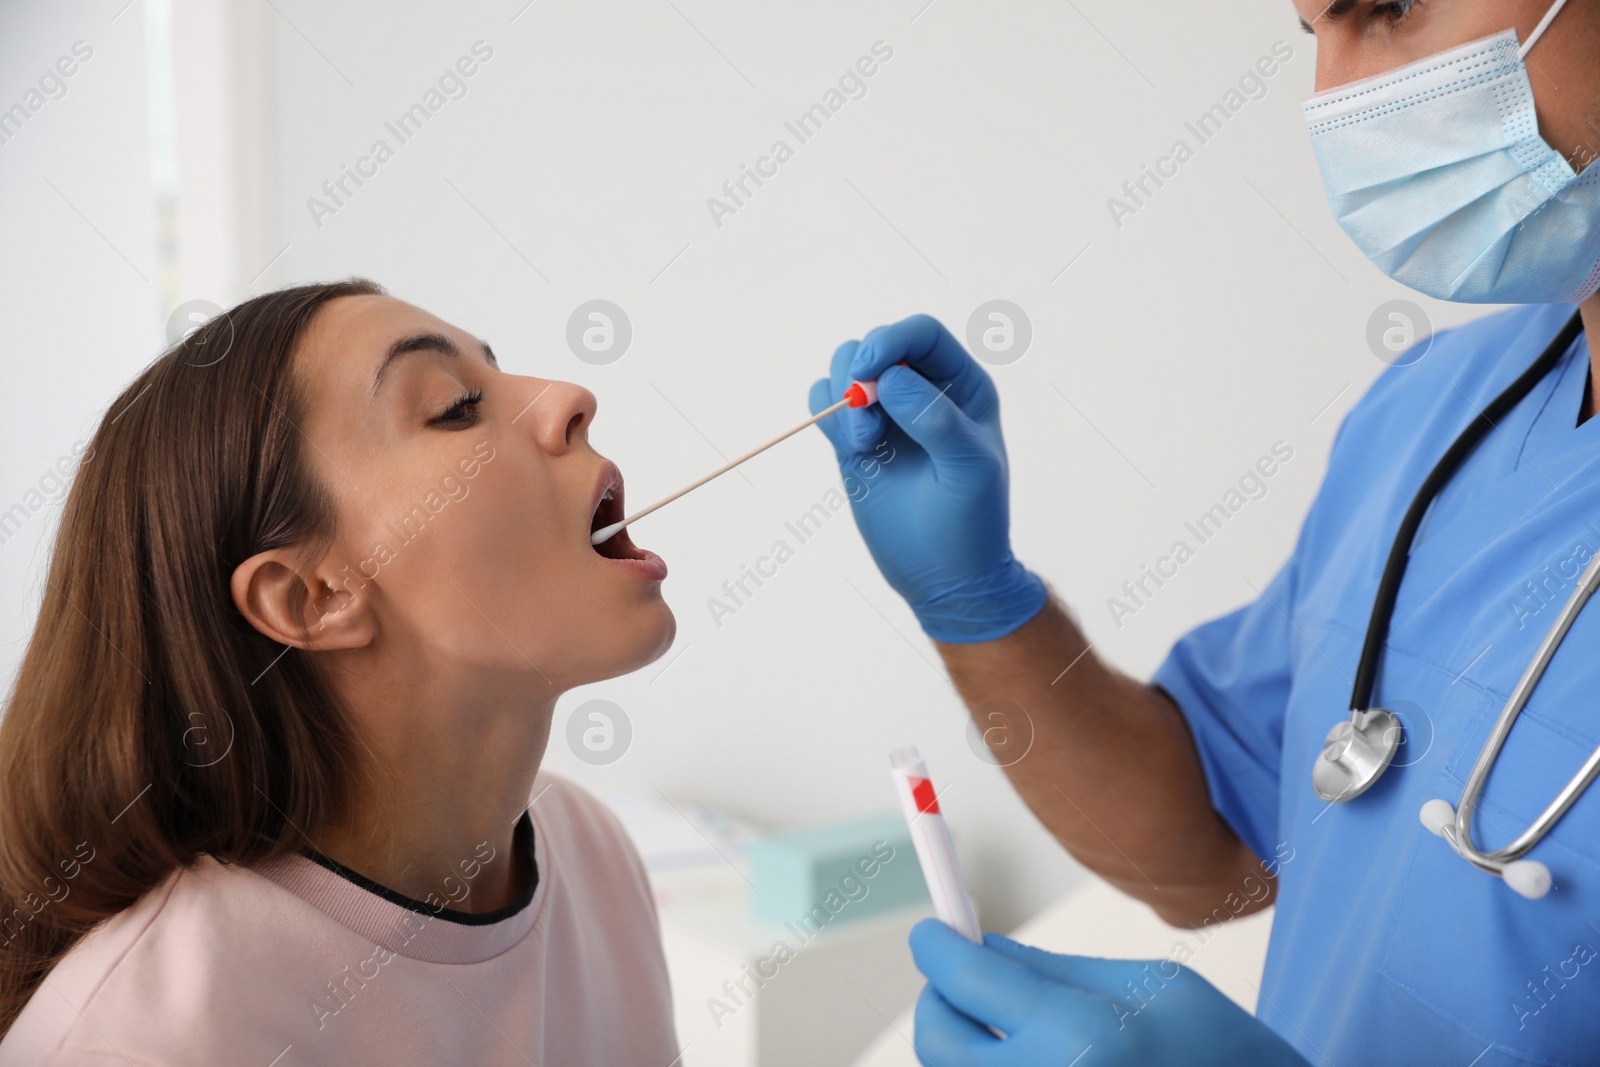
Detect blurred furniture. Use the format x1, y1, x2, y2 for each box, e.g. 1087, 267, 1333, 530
656, 861, 934, 1067
606, 792, 935, 1067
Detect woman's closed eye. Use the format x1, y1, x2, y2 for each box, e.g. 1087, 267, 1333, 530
429, 388, 484, 428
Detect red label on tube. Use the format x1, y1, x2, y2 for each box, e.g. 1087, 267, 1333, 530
911, 777, 940, 815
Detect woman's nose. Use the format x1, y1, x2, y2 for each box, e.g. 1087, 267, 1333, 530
525, 379, 597, 455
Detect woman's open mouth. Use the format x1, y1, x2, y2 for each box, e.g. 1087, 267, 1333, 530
589, 463, 668, 582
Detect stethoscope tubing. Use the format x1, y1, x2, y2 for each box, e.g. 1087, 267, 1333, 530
1348, 312, 1587, 716
1337, 311, 1598, 875
1455, 548, 1600, 865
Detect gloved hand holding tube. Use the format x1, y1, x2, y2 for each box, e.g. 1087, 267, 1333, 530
807, 314, 1047, 643
907, 919, 1309, 1066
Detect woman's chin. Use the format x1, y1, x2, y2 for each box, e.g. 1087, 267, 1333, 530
520, 602, 677, 692
605, 602, 678, 679
641, 604, 678, 665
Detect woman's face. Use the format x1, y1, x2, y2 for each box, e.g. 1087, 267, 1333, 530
285, 293, 674, 689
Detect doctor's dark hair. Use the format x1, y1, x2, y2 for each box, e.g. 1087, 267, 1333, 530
0, 278, 389, 1034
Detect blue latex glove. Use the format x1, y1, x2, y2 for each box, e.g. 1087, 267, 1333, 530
908, 919, 1309, 1066
807, 315, 1046, 643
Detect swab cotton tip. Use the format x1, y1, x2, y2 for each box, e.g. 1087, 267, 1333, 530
590, 520, 626, 546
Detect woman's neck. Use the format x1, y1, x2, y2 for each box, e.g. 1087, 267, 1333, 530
310, 656, 558, 915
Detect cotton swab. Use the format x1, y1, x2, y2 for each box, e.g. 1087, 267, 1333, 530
590, 378, 881, 546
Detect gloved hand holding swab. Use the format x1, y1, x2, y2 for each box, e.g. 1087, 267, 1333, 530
589, 378, 882, 546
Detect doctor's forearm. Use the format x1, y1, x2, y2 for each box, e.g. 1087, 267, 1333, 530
935, 596, 1273, 927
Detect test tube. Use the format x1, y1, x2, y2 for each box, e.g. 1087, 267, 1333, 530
890, 746, 982, 943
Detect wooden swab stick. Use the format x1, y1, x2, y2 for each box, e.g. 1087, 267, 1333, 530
591, 380, 880, 545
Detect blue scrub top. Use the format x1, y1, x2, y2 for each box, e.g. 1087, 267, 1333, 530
1152, 303, 1599, 1066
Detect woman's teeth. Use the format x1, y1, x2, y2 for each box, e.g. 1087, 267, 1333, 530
590, 482, 631, 557
586, 475, 667, 579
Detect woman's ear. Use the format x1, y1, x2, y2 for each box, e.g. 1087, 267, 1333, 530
230, 549, 375, 651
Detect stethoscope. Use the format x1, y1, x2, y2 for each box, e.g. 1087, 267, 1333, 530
1313, 312, 1600, 899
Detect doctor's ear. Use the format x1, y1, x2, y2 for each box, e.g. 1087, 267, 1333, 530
230, 548, 376, 652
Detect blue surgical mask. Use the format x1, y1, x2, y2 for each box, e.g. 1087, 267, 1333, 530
1303, 0, 1600, 305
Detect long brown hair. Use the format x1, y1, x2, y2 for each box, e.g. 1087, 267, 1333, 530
0, 279, 389, 1033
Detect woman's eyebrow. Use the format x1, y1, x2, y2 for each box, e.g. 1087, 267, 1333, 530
371, 333, 496, 397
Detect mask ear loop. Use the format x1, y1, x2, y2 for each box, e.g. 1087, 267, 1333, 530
1519, 0, 1571, 59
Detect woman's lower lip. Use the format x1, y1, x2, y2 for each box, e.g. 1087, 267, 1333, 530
603, 550, 668, 582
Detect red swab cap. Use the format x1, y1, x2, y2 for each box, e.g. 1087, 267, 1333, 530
844, 380, 878, 408
843, 361, 906, 409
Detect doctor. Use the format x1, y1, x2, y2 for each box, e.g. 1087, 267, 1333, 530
809, 0, 1600, 1063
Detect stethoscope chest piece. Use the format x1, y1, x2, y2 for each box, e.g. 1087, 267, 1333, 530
1313, 707, 1404, 803
1306, 313, 1590, 894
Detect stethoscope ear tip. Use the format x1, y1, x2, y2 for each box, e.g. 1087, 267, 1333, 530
1419, 800, 1553, 897
1503, 860, 1552, 899
1419, 798, 1456, 838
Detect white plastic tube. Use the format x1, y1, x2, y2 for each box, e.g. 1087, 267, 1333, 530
890, 746, 982, 942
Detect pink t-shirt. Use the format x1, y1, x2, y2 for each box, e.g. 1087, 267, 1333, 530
0, 773, 678, 1065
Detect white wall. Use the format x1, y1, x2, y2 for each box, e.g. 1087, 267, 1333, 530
1, 2, 163, 680
1, 0, 1489, 937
